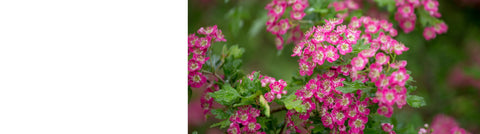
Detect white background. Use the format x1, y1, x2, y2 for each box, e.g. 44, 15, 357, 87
0, 0, 187, 133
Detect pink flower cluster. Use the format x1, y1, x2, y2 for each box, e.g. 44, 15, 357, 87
287, 17, 413, 133
292, 71, 375, 133
188, 25, 226, 88
201, 85, 218, 116
418, 114, 471, 134
394, 0, 448, 40
228, 106, 265, 134
246, 71, 287, 102
382, 123, 396, 134
265, 0, 309, 50
329, 0, 361, 18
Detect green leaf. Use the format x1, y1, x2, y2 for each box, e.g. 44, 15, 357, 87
407, 95, 426, 108
335, 80, 371, 93
210, 120, 231, 129
282, 94, 306, 113
210, 84, 241, 105
211, 109, 230, 120
188, 87, 192, 103
259, 95, 271, 117
373, 0, 396, 12
228, 45, 245, 59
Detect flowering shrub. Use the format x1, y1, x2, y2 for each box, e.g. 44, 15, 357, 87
186, 0, 461, 133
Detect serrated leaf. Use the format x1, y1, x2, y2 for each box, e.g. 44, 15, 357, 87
282, 94, 306, 113
210, 84, 241, 105
335, 80, 371, 93
210, 120, 231, 129
211, 109, 230, 120
407, 95, 426, 108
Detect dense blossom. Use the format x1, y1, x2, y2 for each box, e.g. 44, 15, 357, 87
265, 0, 309, 50
228, 106, 263, 134
188, 25, 226, 88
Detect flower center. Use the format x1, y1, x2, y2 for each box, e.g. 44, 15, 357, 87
327, 51, 334, 58
341, 43, 348, 50
336, 112, 344, 120
386, 93, 394, 101
193, 75, 201, 82
241, 114, 248, 121
396, 73, 404, 81
248, 123, 255, 130
201, 40, 208, 46
317, 53, 324, 60
354, 119, 362, 127
403, 6, 411, 14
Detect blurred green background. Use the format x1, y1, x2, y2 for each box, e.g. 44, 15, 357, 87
188, 0, 480, 133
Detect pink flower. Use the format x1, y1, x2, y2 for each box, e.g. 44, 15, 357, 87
197, 25, 218, 36
188, 71, 206, 88
278, 19, 290, 35
299, 59, 314, 76
434, 22, 448, 34
450, 126, 467, 134
397, 4, 415, 18
365, 21, 380, 34
188, 34, 198, 48
291, 43, 304, 57
359, 48, 377, 58
303, 99, 316, 112
375, 52, 389, 65
188, 59, 202, 72
214, 29, 227, 42
377, 103, 393, 117
311, 31, 327, 44
376, 74, 390, 88
292, 0, 307, 11
395, 93, 407, 109
349, 16, 362, 29
338, 64, 351, 76
423, 27, 436, 40
393, 42, 409, 55
390, 60, 407, 69
369, 63, 383, 82
269, 79, 287, 94
227, 123, 241, 134
321, 113, 334, 129
389, 68, 410, 86
261, 76, 276, 87
348, 116, 367, 132
290, 10, 306, 20
325, 45, 340, 62
332, 109, 347, 125
381, 123, 394, 132
243, 121, 261, 133
337, 41, 352, 55
275, 35, 284, 50
313, 47, 326, 65
345, 29, 360, 44
192, 54, 209, 65
423, 0, 439, 16
267, 1, 287, 17
264, 92, 275, 102
351, 56, 367, 71
335, 93, 352, 110
399, 19, 415, 33
356, 100, 370, 116
335, 25, 347, 34
347, 107, 358, 119
381, 89, 397, 106
327, 32, 343, 45
196, 37, 212, 49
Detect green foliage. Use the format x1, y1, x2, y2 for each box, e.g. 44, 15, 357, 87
335, 80, 373, 93
407, 95, 426, 108
210, 120, 231, 129
373, 0, 396, 12
210, 84, 241, 105
282, 94, 307, 113
211, 109, 230, 120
